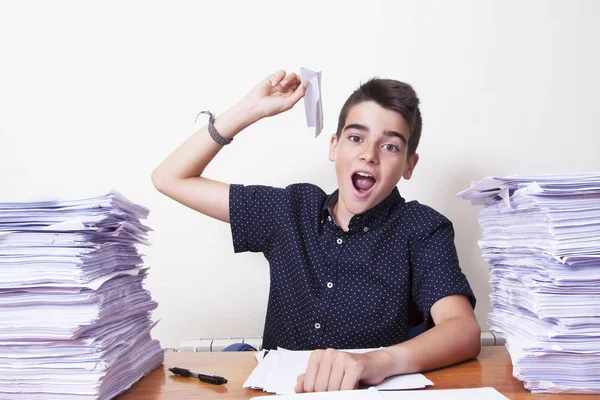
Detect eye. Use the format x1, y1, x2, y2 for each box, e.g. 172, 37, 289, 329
382, 143, 400, 153
348, 135, 363, 143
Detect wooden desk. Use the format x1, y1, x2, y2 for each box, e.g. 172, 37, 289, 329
116, 347, 593, 399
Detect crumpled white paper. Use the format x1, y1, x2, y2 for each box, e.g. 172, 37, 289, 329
299, 67, 324, 137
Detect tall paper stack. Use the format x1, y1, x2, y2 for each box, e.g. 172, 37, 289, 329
0, 190, 163, 399
458, 173, 600, 394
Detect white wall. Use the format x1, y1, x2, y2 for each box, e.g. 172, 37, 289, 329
1, 0, 599, 349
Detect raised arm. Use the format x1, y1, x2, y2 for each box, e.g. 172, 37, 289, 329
151, 70, 308, 222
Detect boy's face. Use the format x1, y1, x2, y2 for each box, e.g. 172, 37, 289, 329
329, 101, 419, 219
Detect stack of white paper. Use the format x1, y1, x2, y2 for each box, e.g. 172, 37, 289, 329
0, 190, 163, 399
244, 348, 433, 395
458, 173, 600, 394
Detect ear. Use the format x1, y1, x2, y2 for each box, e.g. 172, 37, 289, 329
328, 133, 339, 162
402, 153, 419, 180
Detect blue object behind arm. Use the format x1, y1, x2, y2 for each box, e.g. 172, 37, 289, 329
221, 343, 257, 352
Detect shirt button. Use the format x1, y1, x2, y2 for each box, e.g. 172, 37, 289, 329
314, 322, 321, 329
327, 282, 333, 289
363, 227, 369, 232
336, 238, 343, 244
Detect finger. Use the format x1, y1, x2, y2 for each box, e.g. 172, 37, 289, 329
285, 80, 301, 93
282, 79, 309, 110
327, 355, 346, 391
267, 70, 286, 87
339, 366, 361, 391
295, 374, 305, 393
302, 350, 323, 393
285, 75, 301, 91
283, 74, 301, 91
280, 72, 298, 88
314, 349, 336, 392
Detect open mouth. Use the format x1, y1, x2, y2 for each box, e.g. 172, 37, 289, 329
351, 171, 376, 194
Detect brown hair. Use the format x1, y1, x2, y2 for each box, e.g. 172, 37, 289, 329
336, 78, 422, 156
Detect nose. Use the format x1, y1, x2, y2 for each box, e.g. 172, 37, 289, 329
359, 141, 378, 164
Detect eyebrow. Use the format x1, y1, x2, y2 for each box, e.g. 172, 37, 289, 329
343, 123, 407, 145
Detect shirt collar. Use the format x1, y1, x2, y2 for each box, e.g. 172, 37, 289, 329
321, 187, 405, 233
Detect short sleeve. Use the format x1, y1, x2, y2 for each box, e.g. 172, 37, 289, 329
410, 217, 476, 328
229, 184, 288, 253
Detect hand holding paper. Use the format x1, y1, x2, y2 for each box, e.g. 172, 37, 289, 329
297, 348, 385, 393
240, 70, 307, 121
244, 348, 433, 395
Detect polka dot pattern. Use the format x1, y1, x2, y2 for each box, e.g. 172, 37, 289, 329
229, 183, 475, 351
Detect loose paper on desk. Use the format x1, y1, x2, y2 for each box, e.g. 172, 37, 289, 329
251, 387, 383, 400
250, 387, 509, 400
299, 67, 324, 137
244, 348, 433, 395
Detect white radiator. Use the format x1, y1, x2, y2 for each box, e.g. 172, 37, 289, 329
178, 332, 504, 352
179, 336, 263, 352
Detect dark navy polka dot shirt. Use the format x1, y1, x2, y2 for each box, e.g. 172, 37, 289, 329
229, 183, 475, 351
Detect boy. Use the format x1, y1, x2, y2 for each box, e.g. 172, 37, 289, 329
152, 70, 480, 393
